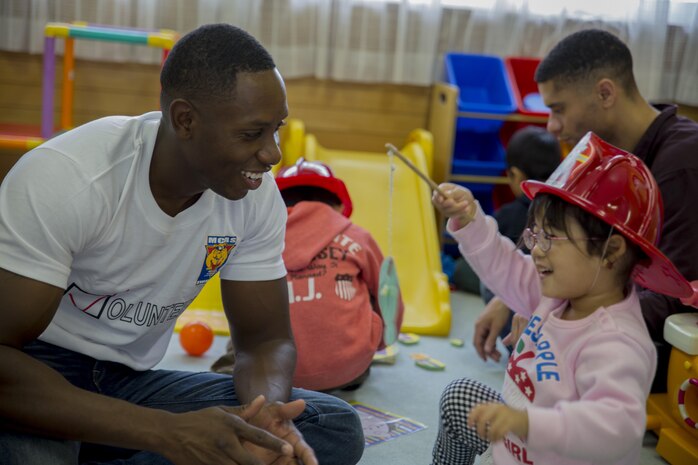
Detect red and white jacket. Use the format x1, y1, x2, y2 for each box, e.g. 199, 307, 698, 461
283, 201, 403, 390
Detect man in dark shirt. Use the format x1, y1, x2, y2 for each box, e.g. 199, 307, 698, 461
475, 28, 698, 392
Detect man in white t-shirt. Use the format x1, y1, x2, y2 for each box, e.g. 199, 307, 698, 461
0, 23, 364, 465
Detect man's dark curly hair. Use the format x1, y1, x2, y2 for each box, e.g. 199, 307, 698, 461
534, 29, 637, 95
160, 23, 275, 115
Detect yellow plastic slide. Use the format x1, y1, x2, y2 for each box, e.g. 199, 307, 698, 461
280, 120, 451, 336
176, 120, 452, 337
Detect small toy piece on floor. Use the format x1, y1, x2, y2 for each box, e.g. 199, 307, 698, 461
372, 345, 399, 364
398, 333, 420, 345
450, 338, 465, 347
410, 352, 446, 371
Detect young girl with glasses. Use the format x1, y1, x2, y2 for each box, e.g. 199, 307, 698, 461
430, 133, 696, 465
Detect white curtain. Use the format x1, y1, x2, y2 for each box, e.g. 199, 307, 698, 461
672, 1, 698, 104
1, 0, 696, 104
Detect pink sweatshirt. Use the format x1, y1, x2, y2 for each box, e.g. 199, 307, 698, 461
284, 201, 404, 391
449, 209, 656, 465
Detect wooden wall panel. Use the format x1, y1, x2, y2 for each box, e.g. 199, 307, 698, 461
2, 49, 697, 184
0, 51, 162, 128
0, 51, 430, 155
0, 149, 23, 181
285, 78, 430, 152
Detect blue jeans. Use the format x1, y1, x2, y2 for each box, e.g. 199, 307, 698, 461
0, 340, 364, 465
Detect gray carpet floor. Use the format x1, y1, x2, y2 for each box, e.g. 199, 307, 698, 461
156, 290, 667, 464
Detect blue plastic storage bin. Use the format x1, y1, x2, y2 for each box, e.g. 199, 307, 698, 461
450, 131, 507, 215
463, 182, 498, 214
445, 53, 516, 133
450, 164, 506, 215
451, 130, 506, 167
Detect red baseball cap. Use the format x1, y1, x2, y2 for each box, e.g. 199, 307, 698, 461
276, 158, 353, 218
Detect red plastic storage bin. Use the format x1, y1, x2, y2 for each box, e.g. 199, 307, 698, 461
504, 57, 550, 118
500, 57, 550, 150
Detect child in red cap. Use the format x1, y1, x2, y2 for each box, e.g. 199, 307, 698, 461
213, 158, 403, 391
431, 132, 695, 465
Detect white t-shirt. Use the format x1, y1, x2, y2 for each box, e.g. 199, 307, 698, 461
0, 112, 287, 369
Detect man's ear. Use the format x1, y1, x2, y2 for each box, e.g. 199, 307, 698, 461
507, 166, 526, 197
509, 166, 527, 183
169, 99, 196, 139
596, 78, 617, 109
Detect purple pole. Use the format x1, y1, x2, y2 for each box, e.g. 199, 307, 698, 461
41, 37, 56, 139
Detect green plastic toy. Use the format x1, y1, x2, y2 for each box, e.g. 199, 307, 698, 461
378, 256, 401, 346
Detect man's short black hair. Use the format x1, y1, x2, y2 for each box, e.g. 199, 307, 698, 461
506, 126, 561, 181
160, 23, 275, 112
534, 29, 637, 94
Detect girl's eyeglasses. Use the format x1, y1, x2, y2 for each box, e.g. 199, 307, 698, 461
522, 228, 604, 253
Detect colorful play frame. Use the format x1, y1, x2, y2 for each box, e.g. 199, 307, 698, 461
0, 21, 178, 149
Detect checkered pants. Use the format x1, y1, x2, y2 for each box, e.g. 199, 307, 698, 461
431, 378, 502, 465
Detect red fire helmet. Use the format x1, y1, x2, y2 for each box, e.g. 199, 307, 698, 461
275, 158, 353, 218
521, 132, 692, 298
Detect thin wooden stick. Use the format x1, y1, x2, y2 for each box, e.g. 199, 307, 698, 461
385, 143, 447, 197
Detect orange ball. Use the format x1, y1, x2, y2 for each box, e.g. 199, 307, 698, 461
179, 321, 214, 356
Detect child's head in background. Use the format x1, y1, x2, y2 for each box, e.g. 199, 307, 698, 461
506, 126, 561, 198
275, 158, 353, 217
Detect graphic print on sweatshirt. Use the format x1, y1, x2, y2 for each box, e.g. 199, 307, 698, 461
288, 277, 323, 303
335, 274, 357, 301
499, 317, 544, 465
287, 232, 364, 306
196, 235, 237, 284
505, 314, 562, 407
507, 350, 536, 403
